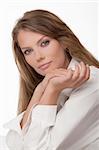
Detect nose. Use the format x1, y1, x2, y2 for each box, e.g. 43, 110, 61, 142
35, 49, 45, 61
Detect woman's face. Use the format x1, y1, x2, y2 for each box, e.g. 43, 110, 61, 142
17, 30, 68, 76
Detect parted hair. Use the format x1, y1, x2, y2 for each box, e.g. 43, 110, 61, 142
12, 9, 99, 115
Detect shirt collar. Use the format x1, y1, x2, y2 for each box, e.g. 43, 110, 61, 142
63, 58, 79, 93
67, 58, 79, 70
57, 58, 79, 107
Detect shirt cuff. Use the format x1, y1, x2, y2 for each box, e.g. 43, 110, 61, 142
31, 105, 57, 126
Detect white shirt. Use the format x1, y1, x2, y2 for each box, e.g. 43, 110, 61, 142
3, 59, 99, 150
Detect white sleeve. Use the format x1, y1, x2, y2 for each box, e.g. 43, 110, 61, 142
5, 89, 99, 150
51, 67, 99, 149
5, 66, 99, 150
50, 89, 99, 150
5, 105, 57, 150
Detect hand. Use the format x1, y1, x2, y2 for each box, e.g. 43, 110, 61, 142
47, 61, 90, 93
27, 62, 90, 108
27, 71, 59, 107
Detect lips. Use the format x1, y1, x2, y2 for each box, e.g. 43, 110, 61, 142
38, 61, 52, 70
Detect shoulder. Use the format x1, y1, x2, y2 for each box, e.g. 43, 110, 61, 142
71, 66, 99, 97
88, 65, 99, 88
87, 65, 99, 88
90, 65, 99, 79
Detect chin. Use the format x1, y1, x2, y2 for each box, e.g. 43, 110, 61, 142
38, 70, 52, 76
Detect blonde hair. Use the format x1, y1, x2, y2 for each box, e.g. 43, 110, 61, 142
12, 9, 99, 115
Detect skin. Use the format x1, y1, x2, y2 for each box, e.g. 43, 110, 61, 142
17, 30, 90, 129
18, 30, 68, 76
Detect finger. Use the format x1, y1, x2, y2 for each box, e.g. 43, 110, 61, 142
71, 62, 86, 87
79, 61, 87, 80
56, 68, 74, 77
65, 68, 74, 80
45, 69, 68, 81
72, 64, 80, 81
83, 64, 90, 81
53, 68, 74, 81
43, 68, 74, 88
73, 61, 87, 83
42, 71, 63, 88
73, 64, 90, 88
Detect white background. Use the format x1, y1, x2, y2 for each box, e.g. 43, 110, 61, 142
0, 0, 99, 136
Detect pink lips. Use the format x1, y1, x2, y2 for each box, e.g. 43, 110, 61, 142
38, 61, 52, 70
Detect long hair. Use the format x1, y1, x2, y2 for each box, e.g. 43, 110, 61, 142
12, 9, 99, 115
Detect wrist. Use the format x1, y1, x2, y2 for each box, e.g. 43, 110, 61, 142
47, 82, 61, 94
39, 84, 60, 105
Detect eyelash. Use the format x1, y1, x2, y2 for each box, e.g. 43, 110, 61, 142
23, 39, 50, 55
23, 49, 33, 55
40, 40, 50, 47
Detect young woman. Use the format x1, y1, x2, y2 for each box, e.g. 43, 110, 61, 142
4, 9, 99, 150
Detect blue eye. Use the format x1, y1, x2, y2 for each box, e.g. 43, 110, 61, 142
41, 40, 50, 47
24, 49, 33, 55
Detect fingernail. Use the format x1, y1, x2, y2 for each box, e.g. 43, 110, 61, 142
80, 61, 84, 64
75, 64, 78, 68
86, 64, 89, 67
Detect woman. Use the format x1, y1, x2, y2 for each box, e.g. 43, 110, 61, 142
4, 9, 99, 150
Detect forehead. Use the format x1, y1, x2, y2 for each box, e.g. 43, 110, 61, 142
17, 30, 46, 47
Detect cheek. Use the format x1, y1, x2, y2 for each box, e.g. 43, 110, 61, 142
55, 51, 66, 66
50, 46, 65, 62
52, 48, 66, 68
25, 56, 35, 68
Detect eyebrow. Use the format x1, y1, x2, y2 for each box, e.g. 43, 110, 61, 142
21, 35, 46, 51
